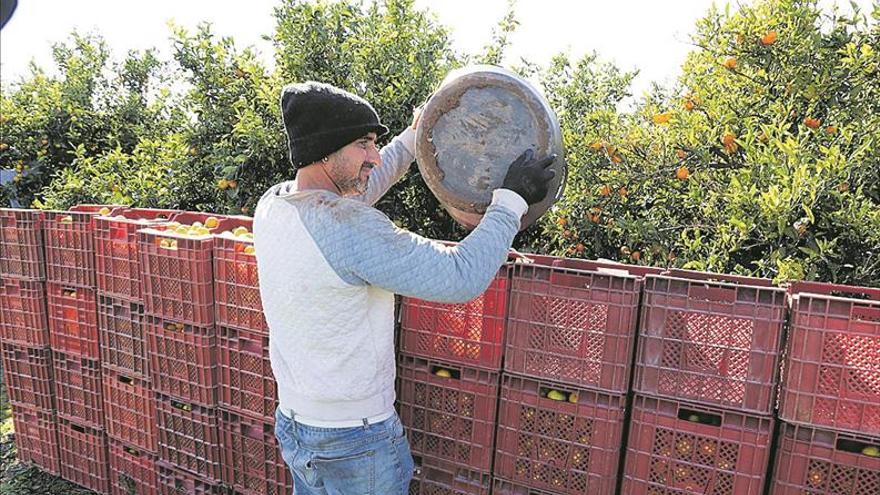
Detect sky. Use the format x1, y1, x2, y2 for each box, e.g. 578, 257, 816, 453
0, 0, 876, 100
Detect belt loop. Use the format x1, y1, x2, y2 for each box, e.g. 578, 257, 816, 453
362, 417, 369, 429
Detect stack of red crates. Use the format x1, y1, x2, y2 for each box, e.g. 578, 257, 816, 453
398, 243, 513, 493
96, 207, 177, 495
624, 269, 785, 495
494, 257, 658, 495
0, 208, 60, 476
772, 282, 880, 494
138, 211, 246, 492
212, 220, 293, 495
43, 204, 120, 494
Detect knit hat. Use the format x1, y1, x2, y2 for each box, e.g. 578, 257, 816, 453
281, 82, 389, 169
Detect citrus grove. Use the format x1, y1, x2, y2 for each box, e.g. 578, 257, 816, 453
1, 0, 878, 287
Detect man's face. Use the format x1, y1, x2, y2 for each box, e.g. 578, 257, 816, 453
325, 132, 381, 196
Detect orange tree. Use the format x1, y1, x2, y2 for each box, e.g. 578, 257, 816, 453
534, 0, 880, 286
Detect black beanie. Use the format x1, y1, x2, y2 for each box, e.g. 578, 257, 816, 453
281, 82, 389, 169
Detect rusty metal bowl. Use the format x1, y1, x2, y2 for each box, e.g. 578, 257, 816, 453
415, 65, 566, 231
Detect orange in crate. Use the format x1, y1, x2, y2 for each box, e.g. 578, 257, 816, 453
47, 283, 100, 359
213, 221, 266, 333
44, 204, 120, 287
0, 278, 49, 347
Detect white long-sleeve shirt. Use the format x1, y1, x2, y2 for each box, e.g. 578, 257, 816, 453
253, 127, 527, 422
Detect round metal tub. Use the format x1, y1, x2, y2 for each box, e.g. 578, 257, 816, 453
415, 65, 567, 230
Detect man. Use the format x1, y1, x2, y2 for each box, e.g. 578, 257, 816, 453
254, 81, 555, 494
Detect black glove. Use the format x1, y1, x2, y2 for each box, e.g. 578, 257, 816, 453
501, 148, 557, 205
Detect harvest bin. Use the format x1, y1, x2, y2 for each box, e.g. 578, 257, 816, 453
396, 353, 499, 472
1, 342, 54, 411
108, 440, 159, 495
0, 277, 49, 347
633, 270, 786, 414
400, 262, 511, 371
780, 281, 880, 437
622, 394, 773, 495
493, 373, 627, 494
505, 257, 657, 393
139, 213, 251, 327
98, 294, 149, 380
95, 207, 178, 300
769, 421, 880, 495
409, 457, 492, 495
0, 208, 45, 280
44, 204, 118, 288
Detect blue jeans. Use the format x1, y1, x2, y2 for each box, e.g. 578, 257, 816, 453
274, 408, 415, 494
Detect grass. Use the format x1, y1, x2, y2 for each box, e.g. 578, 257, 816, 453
0, 352, 96, 495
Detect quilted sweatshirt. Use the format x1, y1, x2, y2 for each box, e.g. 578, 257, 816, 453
253, 127, 528, 422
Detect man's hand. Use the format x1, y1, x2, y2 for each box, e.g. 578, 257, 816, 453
411, 104, 424, 130
501, 149, 557, 205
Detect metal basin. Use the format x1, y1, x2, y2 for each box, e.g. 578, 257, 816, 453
415, 65, 567, 230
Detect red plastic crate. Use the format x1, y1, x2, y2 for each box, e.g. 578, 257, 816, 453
103, 367, 158, 453
780, 282, 880, 436
44, 205, 116, 287
53, 351, 104, 429
492, 477, 565, 495
156, 393, 223, 483
400, 265, 510, 370
47, 282, 100, 359
98, 294, 149, 379
1, 342, 54, 410
217, 325, 275, 420
494, 374, 626, 494
219, 408, 291, 495
409, 457, 492, 495
0, 208, 45, 280
11, 404, 60, 475
0, 278, 49, 347
770, 422, 880, 495
96, 208, 178, 300
213, 226, 267, 334
396, 353, 499, 472
156, 460, 227, 495
505, 260, 647, 393
139, 213, 250, 327
109, 440, 159, 495
57, 416, 110, 494
146, 315, 217, 406
622, 394, 773, 495
633, 273, 786, 414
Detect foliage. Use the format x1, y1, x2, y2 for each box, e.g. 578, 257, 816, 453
1, 0, 878, 286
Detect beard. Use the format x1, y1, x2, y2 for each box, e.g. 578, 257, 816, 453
335, 162, 372, 196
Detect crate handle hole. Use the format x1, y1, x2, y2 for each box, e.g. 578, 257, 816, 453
678, 408, 722, 427
118, 375, 134, 385
837, 438, 880, 457
430, 366, 460, 380
171, 399, 193, 412
539, 386, 575, 403
71, 424, 86, 433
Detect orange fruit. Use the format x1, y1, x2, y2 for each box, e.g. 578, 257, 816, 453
838, 182, 849, 193
631, 251, 642, 261
618, 187, 628, 197
611, 154, 622, 164
228, 180, 238, 189
599, 185, 611, 196
676, 166, 690, 181
557, 217, 567, 227
217, 179, 229, 190
590, 214, 600, 224
676, 149, 687, 159
723, 57, 737, 70
803, 117, 821, 129
825, 125, 838, 135
652, 113, 671, 124
575, 243, 585, 253
590, 141, 604, 151
722, 133, 736, 146
563, 229, 572, 238
684, 99, 696, 111
760, 31, 777, 45
0, 143, 8, 151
